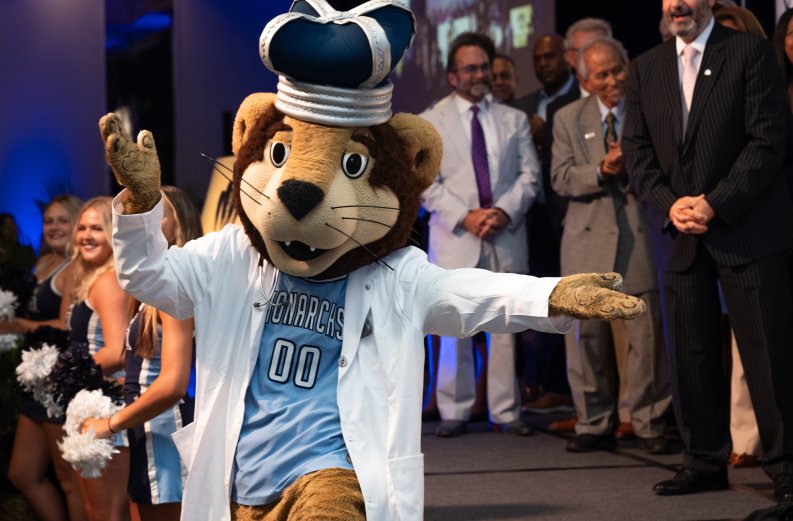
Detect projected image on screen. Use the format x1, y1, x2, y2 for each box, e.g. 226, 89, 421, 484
391, 0, 554, 113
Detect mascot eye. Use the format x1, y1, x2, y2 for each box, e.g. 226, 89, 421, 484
341, 152, 368, 179
270, 142, 291, 167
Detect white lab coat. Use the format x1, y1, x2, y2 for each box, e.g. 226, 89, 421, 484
111, 194, 571, 521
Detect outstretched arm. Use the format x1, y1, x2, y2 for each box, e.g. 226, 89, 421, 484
389, 250, 646, 338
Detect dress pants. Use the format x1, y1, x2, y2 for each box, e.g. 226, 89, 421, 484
665, 245, 793, 477
565, 290, 670, 438
436, 333, 520, 424
435, 240, 522, 425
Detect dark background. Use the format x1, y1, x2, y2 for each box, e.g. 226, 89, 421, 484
104, 0, 782, 184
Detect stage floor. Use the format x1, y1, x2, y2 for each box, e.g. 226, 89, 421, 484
423, 415, 780, 521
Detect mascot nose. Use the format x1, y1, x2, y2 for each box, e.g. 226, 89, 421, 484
277, 179, 325, 221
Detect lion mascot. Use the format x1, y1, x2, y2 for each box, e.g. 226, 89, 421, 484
100, 1, 644, 519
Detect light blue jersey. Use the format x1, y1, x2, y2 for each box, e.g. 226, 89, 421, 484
231, 274, 353, 506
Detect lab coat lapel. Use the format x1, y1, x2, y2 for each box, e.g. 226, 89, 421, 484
339, 265, 376, 379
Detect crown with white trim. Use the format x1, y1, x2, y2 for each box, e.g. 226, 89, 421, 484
260, 0, 415, 127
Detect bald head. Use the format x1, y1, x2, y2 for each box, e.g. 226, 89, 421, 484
533, 34, 571, 95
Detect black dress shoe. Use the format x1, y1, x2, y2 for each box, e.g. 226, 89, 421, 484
653, 468, 728, 496
436, 420, 467, 438
636, 436, 671, 455
492, 419, 534, 436
566, 433, 617, 452
773, 472, 793, 502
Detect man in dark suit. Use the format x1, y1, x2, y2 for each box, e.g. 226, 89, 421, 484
623, 0, 793, 501
515, 35, 575, 154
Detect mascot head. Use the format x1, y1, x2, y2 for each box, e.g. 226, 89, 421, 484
231, 0, 441, 280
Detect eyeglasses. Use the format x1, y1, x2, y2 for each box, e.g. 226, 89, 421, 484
453, 63, 491, 75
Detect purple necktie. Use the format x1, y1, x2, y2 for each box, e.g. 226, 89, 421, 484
470, 106, 492, 209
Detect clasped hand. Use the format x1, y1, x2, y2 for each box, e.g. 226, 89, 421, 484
600, 142, 624, 177
669, 194, 714, 235
463, 208, 509, 238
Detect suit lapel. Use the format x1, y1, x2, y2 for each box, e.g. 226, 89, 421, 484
580, 97, 605, 163
661, 42, 684, 148
436, 96, 473, 174
683, 24, 727, 150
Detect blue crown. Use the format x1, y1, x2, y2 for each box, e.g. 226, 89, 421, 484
259, 0, 415, 127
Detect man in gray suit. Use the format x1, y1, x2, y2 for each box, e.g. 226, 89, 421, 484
421, 32, 540, 437
551, 37, 671, 453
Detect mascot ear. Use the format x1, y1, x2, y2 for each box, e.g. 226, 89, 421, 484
232, 93, 279, 156
388, 113, 442, 192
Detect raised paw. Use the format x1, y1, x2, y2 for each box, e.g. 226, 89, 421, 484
98, 113, 162, 213
549, 272, 646, 320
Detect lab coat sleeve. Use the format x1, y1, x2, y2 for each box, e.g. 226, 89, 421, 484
112, 190, 223, 320
393, 249, 572, 336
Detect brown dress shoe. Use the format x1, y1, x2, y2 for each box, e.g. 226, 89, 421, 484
729, 452, 760, 468
521, 392, 575, 413
548, 416, 577, 432
615, 422, 635, 440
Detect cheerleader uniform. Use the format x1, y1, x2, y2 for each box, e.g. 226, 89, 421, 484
125, 307, 195, 504
67, 299, 128, 446
20, 259, 69, 423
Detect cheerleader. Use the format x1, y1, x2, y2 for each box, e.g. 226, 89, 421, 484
66, 196, 134, 521
82, 187, 200, 521
4, 195, 86, 521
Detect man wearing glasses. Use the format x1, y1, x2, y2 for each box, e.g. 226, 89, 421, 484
420, 32, 541, 438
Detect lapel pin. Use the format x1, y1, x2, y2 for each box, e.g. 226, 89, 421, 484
585, 132, 596, 140
704, 69, 712, 76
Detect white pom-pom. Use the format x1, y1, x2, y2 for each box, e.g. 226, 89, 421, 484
0, 288, 21, 350
38, 391, 64, 419
15, 343, 62, 416
59, 389, 122, 478
0, 333, 21, 352
0, 289, 18, 320
59, 432, 119, 479
16, 344, 60, 390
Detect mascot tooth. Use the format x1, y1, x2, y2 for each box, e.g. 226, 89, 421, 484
102, 1, 645, 519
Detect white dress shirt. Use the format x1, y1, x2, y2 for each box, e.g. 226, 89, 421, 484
453, 94, 501, 191
675, 15, 715, 88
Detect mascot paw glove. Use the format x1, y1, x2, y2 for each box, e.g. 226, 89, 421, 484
99, 113, 162, 213
548, 272, 646, 320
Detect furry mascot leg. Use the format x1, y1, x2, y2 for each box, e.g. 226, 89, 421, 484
230, 468, 364, 521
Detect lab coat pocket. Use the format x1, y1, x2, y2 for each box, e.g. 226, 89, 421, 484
171, 421, 197, 471
388, 454, 424, 520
